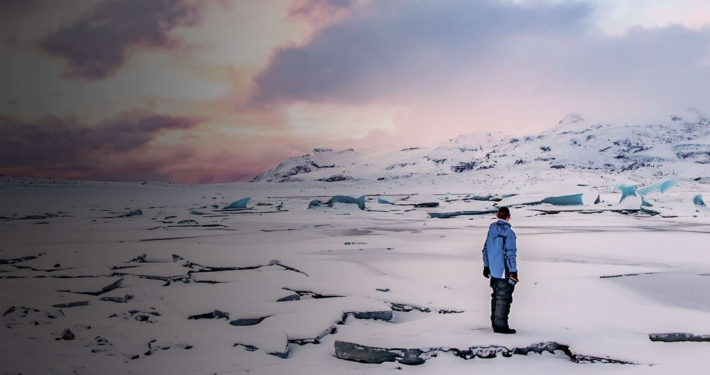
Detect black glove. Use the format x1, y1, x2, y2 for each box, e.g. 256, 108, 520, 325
483, 267, 490, 279
509, 272, 519, 284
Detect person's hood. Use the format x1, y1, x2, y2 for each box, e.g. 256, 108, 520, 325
490, 219, 511, 235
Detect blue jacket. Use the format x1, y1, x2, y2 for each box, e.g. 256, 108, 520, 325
482, 220, 518, 279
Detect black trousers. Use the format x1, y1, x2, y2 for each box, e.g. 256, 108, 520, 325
490, 277, 515, 329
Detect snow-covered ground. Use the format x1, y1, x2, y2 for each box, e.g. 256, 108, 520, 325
1, 174, 709, 374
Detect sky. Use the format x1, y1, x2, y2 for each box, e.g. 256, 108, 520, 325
1, 0, 709, 183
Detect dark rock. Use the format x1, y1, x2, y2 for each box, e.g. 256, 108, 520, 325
56, 329, 75, 341
276, 294, 300, 302
229, 317, 268, 326
649, 333, 710, 342
100, 294, 134, 303
414, 202, 439, 208
376, 288, 390, 293
234, 343, 259, 352
451, 161, 478, 173
52, 301, 89, 309
188, 310, 230, 320
334, 341, 635, 365
318, 174, 353, 182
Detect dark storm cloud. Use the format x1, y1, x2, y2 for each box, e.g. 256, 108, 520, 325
0, 0, 41, 14
39, 0, 209, 80
249, 0, 710, 109
0, 109, 206, 180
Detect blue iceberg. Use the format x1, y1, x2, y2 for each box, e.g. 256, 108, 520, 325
308, 199, 323, 209
223, 197, 251, 210
540, 193, 584, 206
378, 198, 395, 205
617, 184, 638, 202
327, 195, 366, 210
637, 180, 677, 196
125, 209, 143, 217
694, 194, 706, 207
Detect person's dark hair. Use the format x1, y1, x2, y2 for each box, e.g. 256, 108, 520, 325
497, 206, 511, 219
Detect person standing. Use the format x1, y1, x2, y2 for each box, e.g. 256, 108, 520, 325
482, 207, 519, 334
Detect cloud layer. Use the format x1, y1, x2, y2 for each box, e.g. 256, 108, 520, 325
0, 109, 206, 181
250, 0, 710, 119
40, 0, 210, 80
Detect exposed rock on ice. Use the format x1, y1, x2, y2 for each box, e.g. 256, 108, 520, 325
428, 209, 497, 219
100, 294, 134, 303
223, 197, 251, 210
276, 294, 300, 302
56, 329, 75, 341
414, 202, 439, 208
52, 301, 89, 308
649, 333, 710, 342
124, 209, 143, 217
188, 310, 230, 320
334, 340, 636, 365
318, 174, 352, 182
229, 317, 268, 326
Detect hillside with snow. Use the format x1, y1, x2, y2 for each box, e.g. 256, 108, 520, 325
253, 112, 710, 184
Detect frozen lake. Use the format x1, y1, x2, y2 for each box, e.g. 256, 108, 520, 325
1, 177, 709, 374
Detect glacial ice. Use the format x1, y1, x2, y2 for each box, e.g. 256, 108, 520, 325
308, 199, 322, 209
223, 197, 251, 210
694, 194, 707, 207
540, 193, 585, 206
377, 198, 395, 205
125, 209, 143, 217
326, 195, 366, 210
615, 183, 639, 202
637, 180, 677, 196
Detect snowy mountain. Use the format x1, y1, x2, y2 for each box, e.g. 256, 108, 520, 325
253, 112, 710, 183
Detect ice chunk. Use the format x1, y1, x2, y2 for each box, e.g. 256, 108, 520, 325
637, 180, 677, 196
125, 209, 142, 217
540, 193, 584, 206
428, 209, 497, 219
377, 198, 395, 205
326, 195, 366, 210
694, 194, 706, 207
223, 197, 251, 210
617, 184, 638, 202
